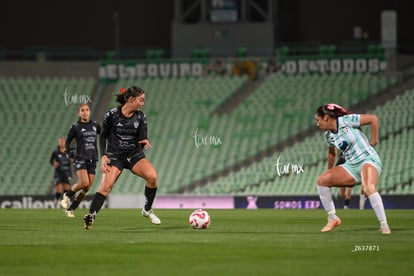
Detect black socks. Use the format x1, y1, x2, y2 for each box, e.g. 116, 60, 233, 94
144, 187, 157, 211
89, 192, 107, 214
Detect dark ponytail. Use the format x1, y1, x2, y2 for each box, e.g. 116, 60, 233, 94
316, 103, 351, 118
115, 86, 145, 107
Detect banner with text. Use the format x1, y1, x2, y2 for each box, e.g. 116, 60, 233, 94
1, 195, 413, 209
99, 55, 386, 81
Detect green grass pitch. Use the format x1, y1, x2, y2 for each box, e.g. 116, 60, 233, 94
0, 209, 413, 275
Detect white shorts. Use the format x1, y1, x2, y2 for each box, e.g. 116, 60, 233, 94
339, 153, 383, 183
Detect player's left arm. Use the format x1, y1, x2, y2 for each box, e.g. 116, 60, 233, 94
138, 113, 151, 149
359, 114, 379, 146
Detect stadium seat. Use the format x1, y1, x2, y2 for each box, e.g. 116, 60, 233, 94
0, 77, 95, 195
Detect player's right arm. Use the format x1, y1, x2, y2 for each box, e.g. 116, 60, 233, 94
49, 151, 59, 168
99, 110, 113, 173
65, 124, 76, 154
327, 146, 336, 169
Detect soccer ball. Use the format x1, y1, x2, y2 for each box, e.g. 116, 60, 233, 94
189, 209, 211, 229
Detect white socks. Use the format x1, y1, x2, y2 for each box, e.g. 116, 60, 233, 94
359, 194, 366, 210
318, 187, 388, 228
317, 186, 338, 220
368, 192, 388, 227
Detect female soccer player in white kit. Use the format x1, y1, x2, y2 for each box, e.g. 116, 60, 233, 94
314, 103, 391, 234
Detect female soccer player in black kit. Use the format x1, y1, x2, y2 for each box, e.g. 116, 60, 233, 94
60, 103, 101, 217
84, 86, 161, 230
50, 137, 72, 208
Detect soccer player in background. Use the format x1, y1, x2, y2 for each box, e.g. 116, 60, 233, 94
60, 103, 101, 217
83, 86, 161, 230
314, 103, 391, 234
49, 137, 72, 208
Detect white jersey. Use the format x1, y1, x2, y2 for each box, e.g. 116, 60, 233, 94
324, 114, 379, 165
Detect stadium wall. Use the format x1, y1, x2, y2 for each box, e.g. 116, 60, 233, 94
1, 1, 413, 53
1, 195, 413, 209
171, 22, 274, 57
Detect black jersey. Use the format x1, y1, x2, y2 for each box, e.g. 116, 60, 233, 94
100, 107, 148, 156
66, 120, 102, 161
50, 147, 72, 177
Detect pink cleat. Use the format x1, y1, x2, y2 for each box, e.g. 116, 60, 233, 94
380, 226, 392, 234
321, 218, 341, 233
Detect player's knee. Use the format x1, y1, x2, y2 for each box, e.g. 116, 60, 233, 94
362, 184, 376, 196
316, 174, 328, 186
100, 184, 112, 195
145, 172, 158, 187
79, 179, 90, 188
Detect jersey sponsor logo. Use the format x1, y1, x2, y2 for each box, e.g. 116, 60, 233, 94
338, 141, 349, 151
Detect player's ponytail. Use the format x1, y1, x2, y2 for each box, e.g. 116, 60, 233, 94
316, 103, 351, 118
115, 86, 145, 107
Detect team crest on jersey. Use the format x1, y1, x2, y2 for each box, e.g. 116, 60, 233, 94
134, 121, 139, 128
93, 126, 97, 132
341, 127, 349, 134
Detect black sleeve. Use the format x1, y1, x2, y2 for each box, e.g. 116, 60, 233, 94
100, 111, 112, 156
65, 124, 76, 153
96, 122, 102, 135
138, 112, 148, 140
49, 151, 56, 166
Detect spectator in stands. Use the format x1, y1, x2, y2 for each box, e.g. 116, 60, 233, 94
49, 137, 72, 208
60, 103, 101, 218
83, 86, 161, 230
205, 59, 227, 76
314, 103, 391, 234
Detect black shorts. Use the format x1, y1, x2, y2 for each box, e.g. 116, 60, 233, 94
335, 155, 346, 166
107, 151, 145, 171
74, 159, 97, 175
54, 172, 71, 185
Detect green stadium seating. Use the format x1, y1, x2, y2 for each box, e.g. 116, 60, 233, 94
3, 73, 411, 197
95, 73, 402, 196
0, 77, 95, 195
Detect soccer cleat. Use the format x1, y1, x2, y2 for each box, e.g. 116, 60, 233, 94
60, 193, 70, 209
380, 226, 392, 234
141, 209, 161, 225
321, 218, 341, 233
65, 210, 75, 218
83, 213, 95, 230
